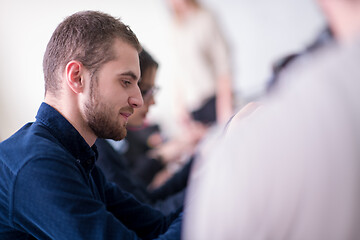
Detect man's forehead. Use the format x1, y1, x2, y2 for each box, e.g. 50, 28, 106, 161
110, 40, 141, 80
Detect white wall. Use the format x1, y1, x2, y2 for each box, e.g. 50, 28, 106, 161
202, 0, 325, 98
0, 0, 172, 140
0, 0, 324, 140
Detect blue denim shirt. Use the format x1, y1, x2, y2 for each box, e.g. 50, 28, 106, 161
0, 102, 182, 240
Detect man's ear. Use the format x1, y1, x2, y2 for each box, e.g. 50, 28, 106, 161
65, 60, 84, 94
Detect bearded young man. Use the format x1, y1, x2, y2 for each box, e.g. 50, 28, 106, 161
0, 11, 181, 239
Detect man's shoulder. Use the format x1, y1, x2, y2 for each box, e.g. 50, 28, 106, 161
0, 121, 71, 175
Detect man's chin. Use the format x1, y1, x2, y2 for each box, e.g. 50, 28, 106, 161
111, 127, 127, 141
94, 126, 127, 141
111, 135, 126, 141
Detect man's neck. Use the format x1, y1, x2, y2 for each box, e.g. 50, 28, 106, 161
44, 94, 97, 147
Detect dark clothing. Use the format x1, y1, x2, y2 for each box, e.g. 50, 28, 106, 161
0, 102, 181, 240
191, 95, 216, 125
149, 157, 193, 201
96, 138, 149, 201
125, 124, 196, 190
95, 138, 185, 215
125, 125, 164, 186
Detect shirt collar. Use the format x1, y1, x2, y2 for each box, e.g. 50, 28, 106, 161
35, 102, 97, 173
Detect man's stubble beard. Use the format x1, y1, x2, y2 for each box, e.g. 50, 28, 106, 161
84, 75, 127, 141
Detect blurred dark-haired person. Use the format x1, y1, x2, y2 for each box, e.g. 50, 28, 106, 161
96, 48, 186, 215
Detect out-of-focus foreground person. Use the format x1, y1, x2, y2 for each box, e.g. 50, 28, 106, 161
183, 0, 360, 239
0, 10, 182, 239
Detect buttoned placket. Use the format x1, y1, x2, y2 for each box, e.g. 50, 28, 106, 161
75, 156, 101, 200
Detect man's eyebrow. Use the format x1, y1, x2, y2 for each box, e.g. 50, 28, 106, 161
118, 71, 138, 81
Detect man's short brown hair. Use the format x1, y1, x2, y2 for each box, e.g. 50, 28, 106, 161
43, 10, 142, 95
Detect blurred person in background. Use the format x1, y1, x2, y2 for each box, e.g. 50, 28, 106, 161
166, 0, 234, 129
183, 0, 360, 239
147, 0, 235, 188
123, 48, 164, 186
96, 48, 188, 215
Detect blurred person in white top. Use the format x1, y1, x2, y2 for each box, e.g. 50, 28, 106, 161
166, 0, 234, 127
183, 0, 360, 239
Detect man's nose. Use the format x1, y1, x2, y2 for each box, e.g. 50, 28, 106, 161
128, 87, 144, 108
